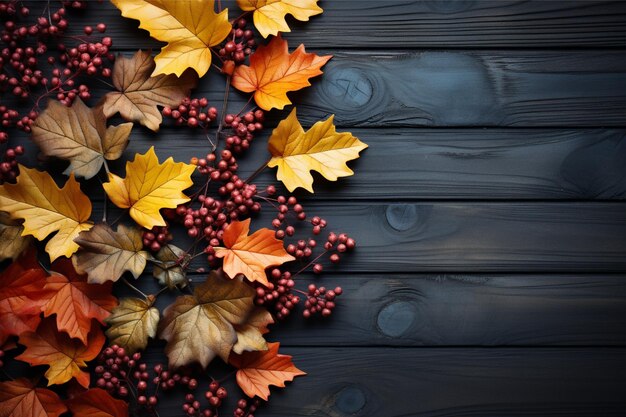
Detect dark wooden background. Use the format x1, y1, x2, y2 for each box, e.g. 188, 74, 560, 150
9, 1, 626, 416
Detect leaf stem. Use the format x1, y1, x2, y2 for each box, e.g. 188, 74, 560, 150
244, 158, 271, 183
214, 74, 232, 151
122, 277, 148, 298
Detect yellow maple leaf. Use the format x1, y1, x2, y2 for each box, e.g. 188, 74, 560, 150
237, 0, 323, 38
110, 0, 231, 77
214, 219, 294, 285
267, 108, 368, 192
0, 166, 92, 261
103, 147, 195, 229
231, 35, 331, 110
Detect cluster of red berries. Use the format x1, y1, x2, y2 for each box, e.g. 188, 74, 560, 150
142, 225, 173, 253
162, 97, 218, 128
223, 109, 264, 154
218, 18, 256, 65
0, 143, 22, 183
255, 269, 301, 320
234, 398, 262, 417
182, 379, 228, 417
304, 284, 343, 318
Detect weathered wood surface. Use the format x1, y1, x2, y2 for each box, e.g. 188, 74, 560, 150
62, 1, 626, 48
112, 128, 626, 200
115, 202, 623, 273
95, 50, 626, 127
150, 348, 626, 417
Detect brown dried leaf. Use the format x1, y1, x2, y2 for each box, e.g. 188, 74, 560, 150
0, 212, 32, 261
152, 244, 190, 288
73, 223, 149, 284
31, 98, 132, 179
103, 50, 197, 132
232, 307, 273, 354
105, 296, 159, 354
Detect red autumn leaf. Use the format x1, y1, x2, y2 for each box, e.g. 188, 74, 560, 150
229, 342, 306, 400
0, 378, 67, 417
0, 247, 49, 344
214, 219, 294, 286
39, 258, 117, 344
16, 318, 105, 388
66, 388, 129, 417
231, 34, 331, 110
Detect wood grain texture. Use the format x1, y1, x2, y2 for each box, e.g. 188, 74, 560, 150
104, 127, 626, 200
148, 347, 626, 417
55, 1, 626, 48
122, 202, 625, 273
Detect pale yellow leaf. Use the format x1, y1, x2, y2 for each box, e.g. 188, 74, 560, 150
110, 0, 231, 77
103, 147, 195, 229
0, 166, 93, 261
267, 108, 368, 192
237, 0, 322, 38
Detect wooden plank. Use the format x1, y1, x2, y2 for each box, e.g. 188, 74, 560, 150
118, 273, 626, 347
111, 127, 626, 200
89, 202, 626, 273
89, 50, 626, 127
55, 1, 626, 48
151, 348, 626, 417
249, 274, 626, 347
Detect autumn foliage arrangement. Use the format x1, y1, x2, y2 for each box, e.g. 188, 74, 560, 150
0, 1, 367, 416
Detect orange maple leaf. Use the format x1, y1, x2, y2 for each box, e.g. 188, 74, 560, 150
66, 388, 129, 417
214, 219, 294, 286
39, 258, 117, 344
0, 248, 49, 344
16, 318, 105, 388
229, 342, 306, 400
0, 378, 67, 417
231, 35, 331, 110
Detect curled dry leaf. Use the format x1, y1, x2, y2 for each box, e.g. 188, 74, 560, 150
31, 98, 132, 179
0, 166, 92, 261
158, 269, 261, 368
110, 0, 231, 77
73, 223, 149, 284
231, 35, 331, 110
229, 342, 306, 400
152, 244, 190, 288
0, 378, 67, 417
237, 0, 323, 38
66, 388, 129, 417
103, 147, 195, 229
105, 296, 159, 355
0, 248, 48, 344
102, 50, 198, 132
233, 307, 273, 355
16, 318, 105, 388
214, 218, 295, 286
39, 258, 117, 344
268, 108, 368, 192
0, 212, 32, 261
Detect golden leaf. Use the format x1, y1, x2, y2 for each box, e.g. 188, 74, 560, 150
105, 296, 159, 354
73, 223, 149, 284
267, 108, 368, 192
237, 0, 322, 38
232, 307, 273, 354
158, 269, 259, 368
0, 166, 93, 261
103, 50, 198, 131
231, 35, 331, 110
229, 342, 306, 400
103, 147, 195, 229
31, 98, 132, 179
0, 212, 32, 261
214, 219, 294, 286
16, 319, 105, 388
110, 0, 231, 77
